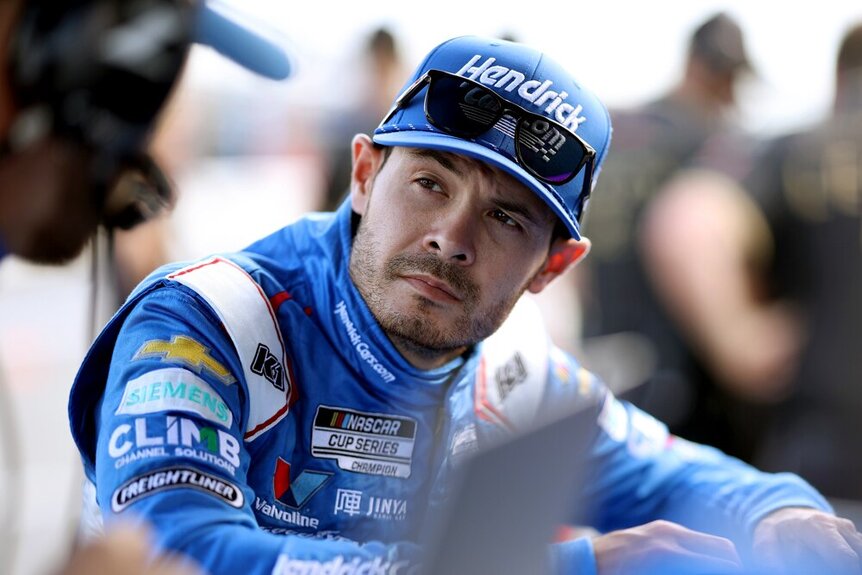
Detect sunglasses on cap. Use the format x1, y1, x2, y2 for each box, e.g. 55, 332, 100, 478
381, 69, 596, 208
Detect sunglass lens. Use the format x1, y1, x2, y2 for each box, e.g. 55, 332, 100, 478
516, 117, 585, 184
426, 75, 501, 137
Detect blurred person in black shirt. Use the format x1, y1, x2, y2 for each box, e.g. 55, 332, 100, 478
577, 12, 765, 460
746, 21, 862, 504
644, 22, 862, 505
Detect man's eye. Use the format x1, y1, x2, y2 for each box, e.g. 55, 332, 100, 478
416, 177, 442, 192
491, 209, 519, 228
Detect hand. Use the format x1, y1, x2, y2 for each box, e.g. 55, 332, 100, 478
750, 507, 862, 574
593, 520, 743, 575
55, 523, 201, 575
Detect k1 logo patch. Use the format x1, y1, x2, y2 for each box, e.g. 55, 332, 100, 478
311, 406, 417, 478
250, 343, 284, 391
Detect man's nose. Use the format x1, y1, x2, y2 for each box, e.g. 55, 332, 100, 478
422, 210, 476, 265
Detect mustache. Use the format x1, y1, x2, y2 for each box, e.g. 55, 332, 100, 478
386, 253, 479, 303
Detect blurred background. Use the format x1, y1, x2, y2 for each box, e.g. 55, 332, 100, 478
2, 1, 862, 573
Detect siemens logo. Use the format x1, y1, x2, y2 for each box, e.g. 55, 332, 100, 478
334, 300, 395, 383
115, 368, 232, 428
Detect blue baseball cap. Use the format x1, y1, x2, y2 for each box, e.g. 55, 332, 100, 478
195, 1, 292, 79
373, 35, 612, 239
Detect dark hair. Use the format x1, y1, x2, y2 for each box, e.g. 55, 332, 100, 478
688, 12, 749, 73
367, 27, 399, 62
373, 142, 393, 166
838, 24, 862, 74
550, 220, 569, 244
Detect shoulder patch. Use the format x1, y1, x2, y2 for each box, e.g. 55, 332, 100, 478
111, 466, 243, 513
168, 257, 293, 441
475, 296, 550, 431
134, 336, 236, 385
115, 367, 233, 428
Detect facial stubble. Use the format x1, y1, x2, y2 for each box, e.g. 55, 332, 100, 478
349, 212, 535, 363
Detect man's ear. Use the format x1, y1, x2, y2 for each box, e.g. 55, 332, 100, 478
527, 237, 591, 294
350, 134, 383, 216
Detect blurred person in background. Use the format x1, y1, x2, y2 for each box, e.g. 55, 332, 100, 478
0, 0, 290, 573
320, 25, 409, 211
109, 86, 195, 303
67, 33, 862, 575
0, 0, 290, 265
577, 12, 765, 461
640, 22, 862, 512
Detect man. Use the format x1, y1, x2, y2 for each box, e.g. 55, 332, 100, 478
640, 22, 862, 505
321, 26, 409, 212
741, 22, 862, 504
69, 35, 862, 574
0, 0, 290, 264
578, 12, 768, 461
0, 1, 289, 573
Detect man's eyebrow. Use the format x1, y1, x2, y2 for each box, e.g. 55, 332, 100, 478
405, 148, 464, 177
405, 148, 551, 227
493, 197, 546, 227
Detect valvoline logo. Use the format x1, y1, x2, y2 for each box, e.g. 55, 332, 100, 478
273, 457, 331, 509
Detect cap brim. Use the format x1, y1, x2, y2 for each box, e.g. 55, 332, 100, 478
194, 1, 292, 80
373, 130, 581, 239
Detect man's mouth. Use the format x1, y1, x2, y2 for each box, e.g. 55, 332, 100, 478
401, 274, 462, 303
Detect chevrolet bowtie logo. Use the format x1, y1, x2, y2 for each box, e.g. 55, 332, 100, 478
134, 335, 237, 385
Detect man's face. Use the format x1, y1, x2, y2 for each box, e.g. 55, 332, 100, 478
0, 0, 102, 263
349, 142, 560, 368
0, 138, 101, 263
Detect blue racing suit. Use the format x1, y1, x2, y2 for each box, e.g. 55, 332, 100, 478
68, 200, 830, 574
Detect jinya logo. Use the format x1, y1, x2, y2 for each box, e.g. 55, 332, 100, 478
455, 55, 587, 131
